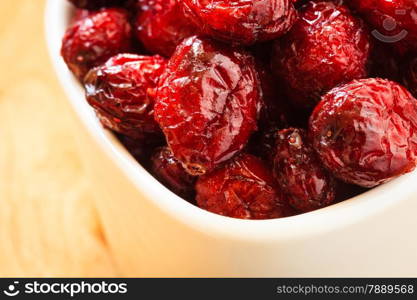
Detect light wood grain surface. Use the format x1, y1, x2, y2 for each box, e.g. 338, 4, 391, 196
0, 1, 117, 276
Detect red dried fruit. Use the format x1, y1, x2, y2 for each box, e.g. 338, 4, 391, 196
348, 0, 417, 56
84, 53, 166, 140
151, 147, 196, 200
154, 36, 262, 175
68, 0, 127, 10
403, 56, 417, 97
196, 153, 293, 219
309, 78, 417, 187
61, 8, 132, 81
271, 1, 371, 109
273, 128, 337, 212
135, 0, 199, 57
182, 0, 298, 45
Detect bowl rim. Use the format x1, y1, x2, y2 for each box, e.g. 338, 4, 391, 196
44, 0, 417, 242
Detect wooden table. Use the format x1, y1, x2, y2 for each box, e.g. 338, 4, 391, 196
0, 1, 116, 276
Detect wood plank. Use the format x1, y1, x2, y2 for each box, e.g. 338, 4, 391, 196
0, 0, 116, 276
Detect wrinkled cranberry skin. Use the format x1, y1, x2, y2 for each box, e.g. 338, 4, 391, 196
84, 54, 166, 140
310, 78, 417, 187
403, 57, 417, 97
271, 1, 371, 109
182, 0, 298, 45
151, 147, 197, 200
135, 0, 199, 57
68, 0, 127, 10
348, 0, 417, 55
61, 8, 132, 81
273, 128, 336, 212
196, 154, 293, 220
155, 36, 262, 176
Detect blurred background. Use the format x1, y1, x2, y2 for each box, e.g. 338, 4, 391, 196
0, 1, 116, 276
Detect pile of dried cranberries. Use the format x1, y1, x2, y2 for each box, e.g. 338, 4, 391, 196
62, 0, 417, 220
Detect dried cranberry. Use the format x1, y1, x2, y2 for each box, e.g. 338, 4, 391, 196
403, 56, 417, 97
271, 1, 371, 109
154, 36, 262, 175
309, 78, 417, 187
135, 0, 199, 57
68, 0, 127, 10
348, 0, 417, 56
273, 128, 337, 212
196, 154, 293, 220
151, 147, 196, 200
61, 8, 132, 81
182, 0, 297, 45
84, 54, 166, 140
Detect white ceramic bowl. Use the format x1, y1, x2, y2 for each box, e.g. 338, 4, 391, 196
45, 0, 417, 277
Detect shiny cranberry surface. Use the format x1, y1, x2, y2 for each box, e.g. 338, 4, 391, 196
310, 78, 417, 187
196, 154, 294, 219
61, 8, 132, 80
182, 0, 298, 45
135, 0, 199, 57
154, 36, 262, 176
273, 128, 337, 212
151, 147, 197, 200
271, 1, 371, 109
84, 54, 166, 140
